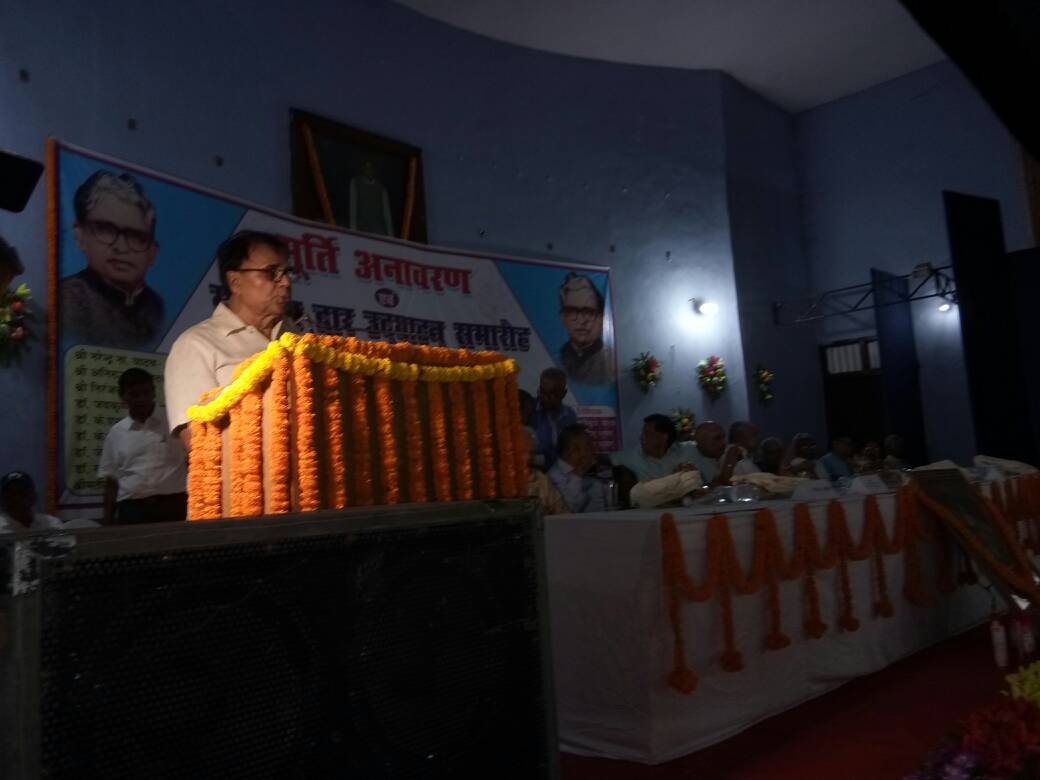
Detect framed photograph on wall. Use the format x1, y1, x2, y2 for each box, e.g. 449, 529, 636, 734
290, 109, 428, 243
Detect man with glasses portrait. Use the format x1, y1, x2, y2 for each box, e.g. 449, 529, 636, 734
164, 230, 299, 449
558, 272, 613, 385
60, 170, 164, 350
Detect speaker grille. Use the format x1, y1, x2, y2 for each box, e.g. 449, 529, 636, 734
36, 513, 550, 779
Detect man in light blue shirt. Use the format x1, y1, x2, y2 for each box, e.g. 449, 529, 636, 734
530, 367, 577, 470
818, 436, 854, 482
547, 424, 608, 513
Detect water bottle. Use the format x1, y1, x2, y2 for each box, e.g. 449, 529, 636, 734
991, 616, 1009, 668
1020, 613, 1036, 658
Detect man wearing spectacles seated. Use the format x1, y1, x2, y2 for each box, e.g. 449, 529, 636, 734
164, 231, 298, 449
59, 170, 164, 350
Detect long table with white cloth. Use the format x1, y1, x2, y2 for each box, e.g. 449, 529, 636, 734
544, 490, 991, 765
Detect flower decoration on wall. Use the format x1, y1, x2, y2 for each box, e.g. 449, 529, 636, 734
697, 355, 726, 399
671, 408, 696, 441
0, 283, 32, 362
755, 365, 775, 404
631, 352, 661, 393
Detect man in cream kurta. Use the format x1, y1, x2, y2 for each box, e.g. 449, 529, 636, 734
164, 231, 296, 446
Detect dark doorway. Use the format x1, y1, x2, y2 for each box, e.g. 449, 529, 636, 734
872, 269, 929, 466
945, 191, 1036, 464
820, 339, 885, 449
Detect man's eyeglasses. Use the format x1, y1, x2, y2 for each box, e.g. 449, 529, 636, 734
232, 265, 300, 283
82, 219, 154, 252
561, 305, 600, 320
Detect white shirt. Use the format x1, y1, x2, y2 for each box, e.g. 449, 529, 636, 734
547, 459, 608, 514
733, 452, 761, 476
0, 511, 65, 534
97, 408, 187, 501
164, 303, 288, 432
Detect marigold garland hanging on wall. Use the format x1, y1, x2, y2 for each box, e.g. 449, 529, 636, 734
755, 365, 775, 403
632, 352, 662, 393
0, 283, 32, 362
697, 355, 726, 399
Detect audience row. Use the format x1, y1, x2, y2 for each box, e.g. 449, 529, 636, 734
522, 367, 910, 516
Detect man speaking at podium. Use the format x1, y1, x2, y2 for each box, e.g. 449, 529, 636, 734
165, 231, 298, 449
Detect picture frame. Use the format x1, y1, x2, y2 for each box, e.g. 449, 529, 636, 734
290, 109, 428, 243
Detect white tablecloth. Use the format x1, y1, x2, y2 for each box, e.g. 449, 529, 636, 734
545, 492, 991, 764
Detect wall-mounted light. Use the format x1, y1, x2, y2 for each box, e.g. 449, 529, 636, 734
935, 270, 957, 313
691, 298, 718, 317
937, 291, 957, 312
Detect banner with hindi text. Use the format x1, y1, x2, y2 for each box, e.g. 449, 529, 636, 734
49, 141, 621, 511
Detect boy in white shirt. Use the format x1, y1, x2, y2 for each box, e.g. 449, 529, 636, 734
98, 368, 187, 524
0, 472, 65, 533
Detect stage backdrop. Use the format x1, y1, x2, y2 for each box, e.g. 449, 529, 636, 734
48, 141, 620, 512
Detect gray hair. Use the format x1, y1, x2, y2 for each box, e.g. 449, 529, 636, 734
558, 272, 604, 312
73, 170, 156, 231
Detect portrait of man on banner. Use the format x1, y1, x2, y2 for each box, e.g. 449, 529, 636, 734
59, 170, 164, 350
558, 271, 613, 385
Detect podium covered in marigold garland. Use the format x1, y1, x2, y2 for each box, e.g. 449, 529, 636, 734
185, 333, 528, 520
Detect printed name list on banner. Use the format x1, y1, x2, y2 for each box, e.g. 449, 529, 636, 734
50, 141, 621, 510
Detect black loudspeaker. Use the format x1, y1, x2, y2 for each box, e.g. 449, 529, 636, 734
0, 151, 44, 213
0, 501, 558, 779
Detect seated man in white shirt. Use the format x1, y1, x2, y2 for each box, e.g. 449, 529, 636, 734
99, 368, 188, 524
547, 424, 608, 513
729, 421, 763, 476
165, 231, 298, 449
688, 421, 743, 487
614, 413, 700, 483
0, 472, 65, 533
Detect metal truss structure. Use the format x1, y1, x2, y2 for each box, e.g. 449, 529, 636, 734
773, 264, 957, 326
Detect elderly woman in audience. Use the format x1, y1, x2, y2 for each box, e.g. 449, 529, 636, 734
883, 434, 908, 470
783, 433, 827, 479
855, 440, 883, 474
756, 437, 786, 475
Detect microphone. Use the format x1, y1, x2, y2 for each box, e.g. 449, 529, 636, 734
288, 301, 315, 334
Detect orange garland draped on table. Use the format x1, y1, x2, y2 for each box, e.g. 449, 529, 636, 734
659, 480, 1029, 695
